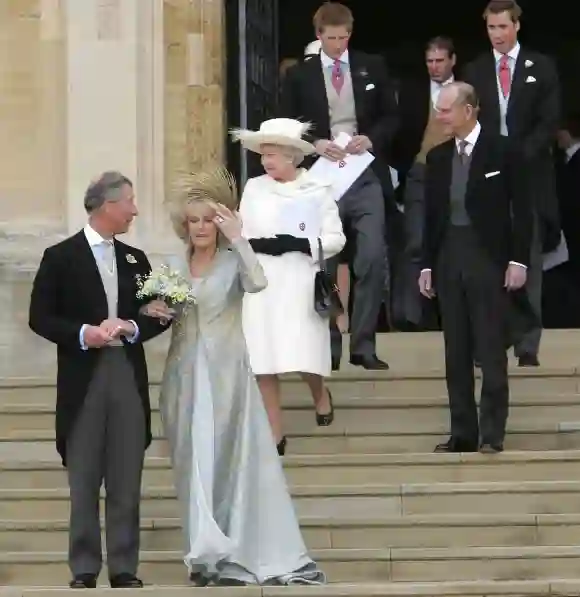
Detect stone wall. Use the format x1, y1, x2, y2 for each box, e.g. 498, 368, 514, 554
164, 0, 225, 204
0, 0, 67, 254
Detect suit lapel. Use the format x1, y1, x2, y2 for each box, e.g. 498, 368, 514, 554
113, 241, 135, 315
307, 57, 331, 135
72, 231, 108, 314
348, 52, 367, 128
435, 140, 454, 211
481, 54, 501, 124
466, 130, 491, 199
507, 50, 527, 110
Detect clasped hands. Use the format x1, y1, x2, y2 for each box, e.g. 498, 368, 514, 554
82, 318, 136, 349
314, 135, 372, 162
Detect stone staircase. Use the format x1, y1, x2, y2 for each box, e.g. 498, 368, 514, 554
2, 330, 580, 596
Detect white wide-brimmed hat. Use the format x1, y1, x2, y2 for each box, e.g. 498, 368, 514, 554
304, 39, 321, 57
230, 118, 315, 155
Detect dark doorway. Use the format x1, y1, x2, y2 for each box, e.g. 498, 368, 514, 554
278, 0, 579, 91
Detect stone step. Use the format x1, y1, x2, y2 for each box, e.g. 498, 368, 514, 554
1, 365, 579, 407
4, 419, 580, 455
3, 451, 580, 489
5, 580, 580, 597
3, 393, 580, 438
4, 545, 580, 584
3, 511, 580, 552
2, 480, 580, 520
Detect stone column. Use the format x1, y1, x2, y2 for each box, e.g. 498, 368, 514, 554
161, 0, 226, 250
64, 0, 165, 249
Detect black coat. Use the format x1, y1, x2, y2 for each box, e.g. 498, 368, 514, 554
463, 48, 561, 250
278, 50, 399, 209
423, 131, 532, 271
423, 130, 537, 344
28, 231, 168, 465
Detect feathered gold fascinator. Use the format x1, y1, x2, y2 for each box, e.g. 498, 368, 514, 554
167, 166, 239, 242
173, 166, 239, 211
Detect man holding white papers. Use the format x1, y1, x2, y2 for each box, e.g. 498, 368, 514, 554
279, 2, 398, 370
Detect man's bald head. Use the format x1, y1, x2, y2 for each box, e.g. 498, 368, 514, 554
439, 82, 479, 110
435, 81, 479, 138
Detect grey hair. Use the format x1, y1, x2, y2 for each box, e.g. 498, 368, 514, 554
446, 81, 480, 110
84, 171, 133, 213
283, 147, 305, 166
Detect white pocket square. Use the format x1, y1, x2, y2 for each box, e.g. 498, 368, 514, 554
365, 83, 375, 91
485, 170, 500, 178
526, 75, 536, 83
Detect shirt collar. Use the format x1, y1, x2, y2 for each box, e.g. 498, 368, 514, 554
320, 49, 349, 68
84, 224, 112, 247
456, 121, 481, 153
431, 75, 454, 89
493, 42, 520, 63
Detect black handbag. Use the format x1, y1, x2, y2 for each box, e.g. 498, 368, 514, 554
314, 238, 344, 318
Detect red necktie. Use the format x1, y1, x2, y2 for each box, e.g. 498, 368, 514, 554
332, 59, 344, 94
499, 54, 511, 98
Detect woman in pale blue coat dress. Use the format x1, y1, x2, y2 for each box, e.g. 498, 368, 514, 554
142, 168, 324, 587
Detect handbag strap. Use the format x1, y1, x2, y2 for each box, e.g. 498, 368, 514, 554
317, 238, 325, 272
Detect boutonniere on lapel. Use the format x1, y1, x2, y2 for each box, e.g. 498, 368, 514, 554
524, 59, 534, 67
126, 253, 137, 264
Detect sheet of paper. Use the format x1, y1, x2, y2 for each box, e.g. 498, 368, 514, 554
277, 199, 321, 238
308, 133, 375, 202
543, 231, 569, 271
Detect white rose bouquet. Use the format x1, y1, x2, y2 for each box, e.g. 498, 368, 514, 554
136, 264, 195, 306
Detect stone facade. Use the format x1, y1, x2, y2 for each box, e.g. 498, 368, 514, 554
0, 0, 226, 377
0, 0, 226, 268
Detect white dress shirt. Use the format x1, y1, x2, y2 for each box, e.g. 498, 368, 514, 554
430, 75, 454, 106
79, 224, 139, 349
566, 142, 580, 163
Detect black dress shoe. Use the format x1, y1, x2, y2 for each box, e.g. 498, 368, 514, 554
434, 438, 478, 453
215, 577, 247, 586
316, 389, 334, 426
350, 355, 389, 370
518, 353, 540, 367
189, 571, 212, 586
109, 573, 143, 588
331, 358, 340, 371
69, 574, 97, 589
479, 443, 504, 454
276, 436, 287, 456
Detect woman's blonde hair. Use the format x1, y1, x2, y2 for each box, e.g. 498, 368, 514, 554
166, 166, 239, 244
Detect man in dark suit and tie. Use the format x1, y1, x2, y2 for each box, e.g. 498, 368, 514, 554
419, 83, 532, 454
463, 0, 561, 366
279, 1, 398, 371
28, 172, 168, 588
392, 36, 456, 330
394, 36, 456, 191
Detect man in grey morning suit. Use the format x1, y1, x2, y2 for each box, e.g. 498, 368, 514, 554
28, 172, 168, 588
279, 2, 398, 370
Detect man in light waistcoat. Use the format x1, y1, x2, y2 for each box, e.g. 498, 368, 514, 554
29, 171, 169, 589
279, 1, 398, 371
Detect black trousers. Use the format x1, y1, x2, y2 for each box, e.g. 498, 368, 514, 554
436, 226, 509, 446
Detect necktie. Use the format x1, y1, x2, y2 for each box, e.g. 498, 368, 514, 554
499, 54, 511, 98
331, 59, 344, 94
100, 240, 115, 273
458, 140, 469, 164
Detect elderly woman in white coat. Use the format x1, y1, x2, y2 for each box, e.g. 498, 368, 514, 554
232, 118, 346, 455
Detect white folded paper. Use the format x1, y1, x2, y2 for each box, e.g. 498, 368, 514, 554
308, 132, 375, 202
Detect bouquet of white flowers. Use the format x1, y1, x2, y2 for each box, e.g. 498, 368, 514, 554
136, 264, 195, 306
